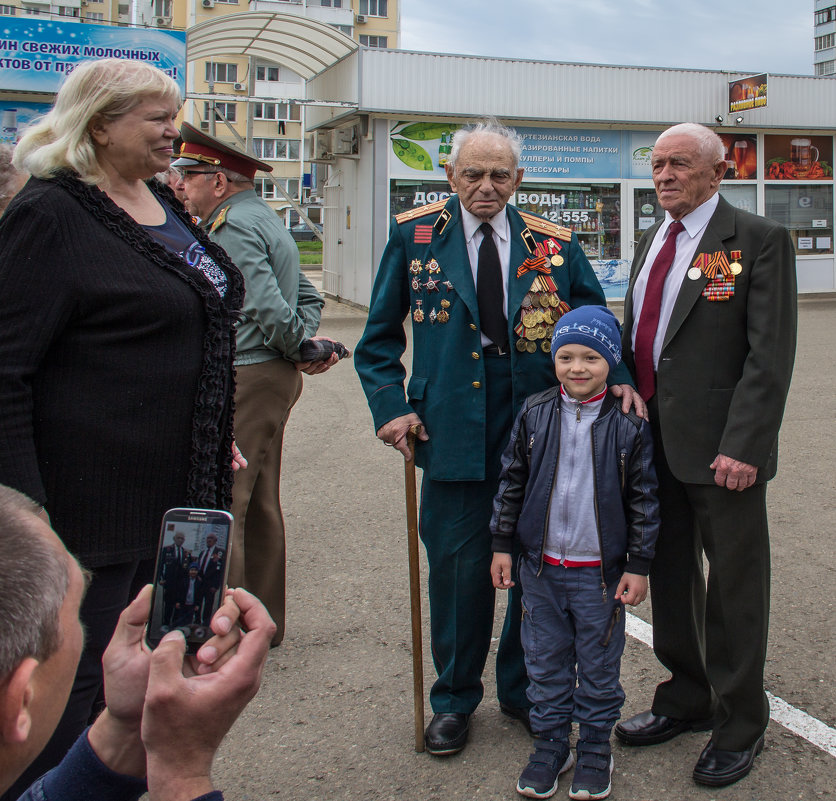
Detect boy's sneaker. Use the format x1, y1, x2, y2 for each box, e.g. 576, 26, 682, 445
568, 754, 614, 800
516, 739, 574, 799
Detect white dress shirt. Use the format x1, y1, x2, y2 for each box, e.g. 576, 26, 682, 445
630, 193, 719, 370
460, 203, 511, 348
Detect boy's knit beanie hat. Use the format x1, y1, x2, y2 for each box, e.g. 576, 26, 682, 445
550, 305, 622, 370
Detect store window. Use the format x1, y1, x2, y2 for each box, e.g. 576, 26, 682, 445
389, 180, 451, 217
515, 184, 621, 261
765, 184, 833, 255
719, 184, 757, 215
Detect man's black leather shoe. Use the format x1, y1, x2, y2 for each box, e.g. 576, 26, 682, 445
692, 734, 764, 786
499, 703, 533, 735
615, 710, 713, 746
424, 713, 470, 756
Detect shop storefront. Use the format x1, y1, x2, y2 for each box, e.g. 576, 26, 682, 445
388, 123, 834, 299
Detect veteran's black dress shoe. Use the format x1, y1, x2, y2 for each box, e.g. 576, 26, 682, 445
615, 710, 713, 746
499, 702, 533, 735
424, 712, 470, 756
692, 734, 764, 786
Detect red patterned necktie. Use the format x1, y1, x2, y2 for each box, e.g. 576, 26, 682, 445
634, 220, 685, 400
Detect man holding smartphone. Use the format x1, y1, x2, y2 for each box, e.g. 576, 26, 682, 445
0, 484, 275, 801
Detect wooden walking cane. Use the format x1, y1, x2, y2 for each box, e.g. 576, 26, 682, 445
404, 424, 425, 752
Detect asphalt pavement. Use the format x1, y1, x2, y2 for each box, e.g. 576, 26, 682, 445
210, 288, 836, 801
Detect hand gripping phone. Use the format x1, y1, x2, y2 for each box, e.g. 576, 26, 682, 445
146, 507, 233, 653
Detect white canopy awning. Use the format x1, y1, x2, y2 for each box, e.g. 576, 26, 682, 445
186, 11, 358, 80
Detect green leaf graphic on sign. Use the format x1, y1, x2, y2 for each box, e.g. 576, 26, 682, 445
397, 123, 455, 141
392, 138, 434, 170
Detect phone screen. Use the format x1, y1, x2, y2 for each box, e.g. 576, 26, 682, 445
146, 507, 233, 653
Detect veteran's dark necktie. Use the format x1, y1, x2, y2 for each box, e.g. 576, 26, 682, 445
634, 219, 685, 400
477, 222, 508, 351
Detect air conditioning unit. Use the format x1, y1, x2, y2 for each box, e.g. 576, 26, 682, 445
200, 120, 210, 130
311, 131, 334, 162
202, 0, 214, 7
333, 124, 359, 156
355, 13, 366, 23
155, 15, 171, 25
232, 82, 245, 91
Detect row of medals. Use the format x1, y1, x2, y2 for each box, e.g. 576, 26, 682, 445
516, 290, 566, 353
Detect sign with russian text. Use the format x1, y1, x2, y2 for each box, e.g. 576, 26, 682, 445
389, 122, 623, 180
0, 19, 186, 96
728, 74, 767, 113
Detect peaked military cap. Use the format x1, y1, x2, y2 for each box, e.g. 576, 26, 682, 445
171, 121, 273, 179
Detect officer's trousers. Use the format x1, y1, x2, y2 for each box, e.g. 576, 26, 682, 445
419, 351, 529, 714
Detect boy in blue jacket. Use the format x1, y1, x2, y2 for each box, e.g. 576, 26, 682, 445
490, 305, 660, 800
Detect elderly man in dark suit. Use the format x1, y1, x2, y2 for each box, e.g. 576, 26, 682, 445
355, 119, 642, 756
614, 123, 797, 787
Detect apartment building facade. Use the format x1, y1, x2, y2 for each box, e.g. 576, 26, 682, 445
0, 0, 399, 224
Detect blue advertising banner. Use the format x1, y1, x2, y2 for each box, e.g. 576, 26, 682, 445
389, 122, 625, 180
0, 19, 186, 95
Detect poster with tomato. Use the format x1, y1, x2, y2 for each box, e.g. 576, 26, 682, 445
764, 135, 833, 180
719, 134, 757, 180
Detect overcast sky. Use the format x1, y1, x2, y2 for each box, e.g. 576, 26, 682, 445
400, 0, 814, 76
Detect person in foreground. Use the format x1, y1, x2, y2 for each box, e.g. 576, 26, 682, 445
490, 306, 659, 800
0, 58, 244, 797
0, 484, 275, 801
355, 119, 643, 756
614, 123, 797, 787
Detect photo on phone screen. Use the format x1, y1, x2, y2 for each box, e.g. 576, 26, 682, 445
146, 507, 233, 653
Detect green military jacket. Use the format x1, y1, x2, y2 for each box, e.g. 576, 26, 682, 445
355, 195, 630, 482
204, 189, 323, 364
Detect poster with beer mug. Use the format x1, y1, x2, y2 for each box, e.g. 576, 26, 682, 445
719, 134, 757, 180
765, 134, 832, 180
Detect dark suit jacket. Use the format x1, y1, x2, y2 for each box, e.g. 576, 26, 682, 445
355, 195, 628, 482
622, 195, 797, 485
158, 544, 190, 587
197, 546, 225, 591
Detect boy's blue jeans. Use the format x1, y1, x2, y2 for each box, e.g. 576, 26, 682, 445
519, 557, 626, 741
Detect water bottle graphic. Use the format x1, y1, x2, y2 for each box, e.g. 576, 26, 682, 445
1, 109, 18, 143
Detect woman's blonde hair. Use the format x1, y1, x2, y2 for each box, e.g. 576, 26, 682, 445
13, 58, 181, 184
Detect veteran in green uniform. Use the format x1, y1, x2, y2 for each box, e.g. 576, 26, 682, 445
354, 120, 642, 756
173, 123, 339, 647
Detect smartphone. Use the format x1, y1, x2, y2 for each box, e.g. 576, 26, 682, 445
146, 507, 233, 653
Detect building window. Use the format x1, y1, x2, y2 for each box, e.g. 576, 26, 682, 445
815, 60, 836, 75
215, 0, 238, 4
205, 62, 238, 83
152, 0, 172, 15
816, 33, 836, 51
315, 0, 342, 5
252, 139, 301, 160
254, 178, 300, 200
359, 0, 386, 15
58, 6, 80, 15
0, 4, 16, 14
253, 102, 301, 121
85, 11, 104, 19
256, 65, 280, 82
203, 102, 237, 123
359, 35, 387, 47
332, 23, 352, 34
815, 6, 836, 24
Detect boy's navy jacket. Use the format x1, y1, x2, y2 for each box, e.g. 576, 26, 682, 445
490, 387, 660, 587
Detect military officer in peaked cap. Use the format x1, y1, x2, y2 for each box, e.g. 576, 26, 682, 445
354, 119, 644, 756
174, 122, 341, 647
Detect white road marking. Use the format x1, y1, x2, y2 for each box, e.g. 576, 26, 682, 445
626, 612, 836, 759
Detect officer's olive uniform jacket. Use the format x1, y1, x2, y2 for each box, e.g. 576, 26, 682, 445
355, 195, 629, 482
204, 189, 323, 364
622, 195, 797, 485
